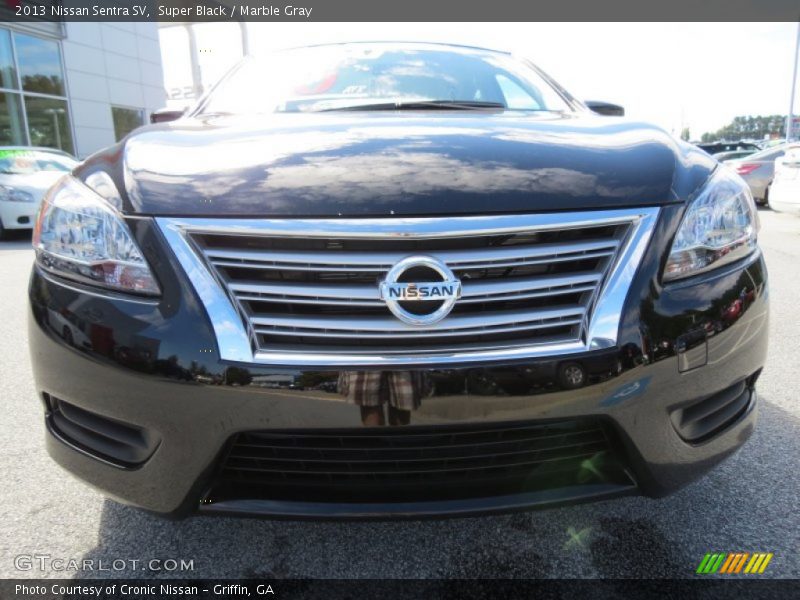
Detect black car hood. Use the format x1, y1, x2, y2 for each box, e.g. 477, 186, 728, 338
80, 111, 715, 217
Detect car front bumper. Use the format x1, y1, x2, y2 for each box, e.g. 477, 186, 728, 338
768, 178, 800, 214
27, 211, 770, 517
0, 199, 38, 230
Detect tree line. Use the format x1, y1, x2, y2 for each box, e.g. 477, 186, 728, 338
700, 115, 787, 142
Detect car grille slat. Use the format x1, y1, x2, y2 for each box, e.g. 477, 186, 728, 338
210, 249, 617, 273
254, 319, 584, 340
226, 270, 604, 306
250, 305, 586, 333
181, 216, 638, 358
225, 434, 607, 467
234, 423, 607, 445
223, 448, 608, 477
203, 238, 620, 271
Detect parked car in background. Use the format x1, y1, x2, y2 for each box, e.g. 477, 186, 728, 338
769, 146, 800, 214
696, 141, 760, 155
760, 138, 797, 150
0, 147, 77, 239
713, 149, 757, 163
726, 144, 800, 205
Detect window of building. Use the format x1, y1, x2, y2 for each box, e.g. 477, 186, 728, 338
25, 96, 72, 151
112, 106, 145, 141
0, 27, 73, 154
0, 30, 17, 91
0, 92, 25, 145
15, 32, 65, 96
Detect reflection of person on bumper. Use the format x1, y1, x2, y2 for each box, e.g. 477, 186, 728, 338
338, 371, 429, 426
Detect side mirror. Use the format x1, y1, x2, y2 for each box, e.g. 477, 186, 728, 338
585, 100, 625, 117
150, 107, 186, 124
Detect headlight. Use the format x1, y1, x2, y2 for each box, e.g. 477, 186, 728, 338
663, 168, 758, 282
0, 184, 34, 202
32, 176, 160, 295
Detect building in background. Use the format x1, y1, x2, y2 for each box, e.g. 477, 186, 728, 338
0, 22, 166, 158
158, 22, 248, 110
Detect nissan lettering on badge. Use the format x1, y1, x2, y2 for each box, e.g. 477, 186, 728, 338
379, 256, 462, 326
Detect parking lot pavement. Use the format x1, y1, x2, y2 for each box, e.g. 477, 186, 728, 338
1, 208, 798, 580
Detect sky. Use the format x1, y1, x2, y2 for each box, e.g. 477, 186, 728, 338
159, 22, 799, 139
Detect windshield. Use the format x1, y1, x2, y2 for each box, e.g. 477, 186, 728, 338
199, 44, 573, 114
0, 149, 77, 175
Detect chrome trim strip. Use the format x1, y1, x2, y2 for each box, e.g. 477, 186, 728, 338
210, 248, 616, 272
227, 271, 604, 303
585, 207, 659, 348
163, 210, 646, 238
249, 305, 585, 332
157, 219, 254, 362
236, 285, 596, 307
156, 208, 659, 367
255, 319, 585, 340
203, 238, 620, 269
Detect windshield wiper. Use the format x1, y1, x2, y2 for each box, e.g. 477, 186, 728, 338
320, 100, 506, 112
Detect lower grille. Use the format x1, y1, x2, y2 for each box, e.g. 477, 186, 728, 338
204, 419, 633, 505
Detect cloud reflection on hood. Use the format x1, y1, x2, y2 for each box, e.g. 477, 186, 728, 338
122, 113, 698, 215
257, 152, 624, 205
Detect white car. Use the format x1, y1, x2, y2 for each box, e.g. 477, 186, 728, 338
0, 147, 78, 239
769, 146, 800, 214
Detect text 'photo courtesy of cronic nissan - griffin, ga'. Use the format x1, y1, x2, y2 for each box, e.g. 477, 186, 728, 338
27, 42, 768, 519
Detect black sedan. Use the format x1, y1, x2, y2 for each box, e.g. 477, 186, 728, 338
28, 42, 768, 518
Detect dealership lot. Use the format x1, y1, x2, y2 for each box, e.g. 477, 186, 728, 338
1, 208, 798, 579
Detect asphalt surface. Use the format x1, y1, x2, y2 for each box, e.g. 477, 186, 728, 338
1, 208, 799, 580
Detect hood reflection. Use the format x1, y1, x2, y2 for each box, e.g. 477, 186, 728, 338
116, 112, 702, 216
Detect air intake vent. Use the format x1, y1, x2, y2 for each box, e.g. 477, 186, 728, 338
45, 395, 160, 466
204, 419, 634, 505
670, 380, 754, 443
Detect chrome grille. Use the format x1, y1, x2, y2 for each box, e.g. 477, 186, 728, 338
157, 210, 659, 366
205, 235, 616, 352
